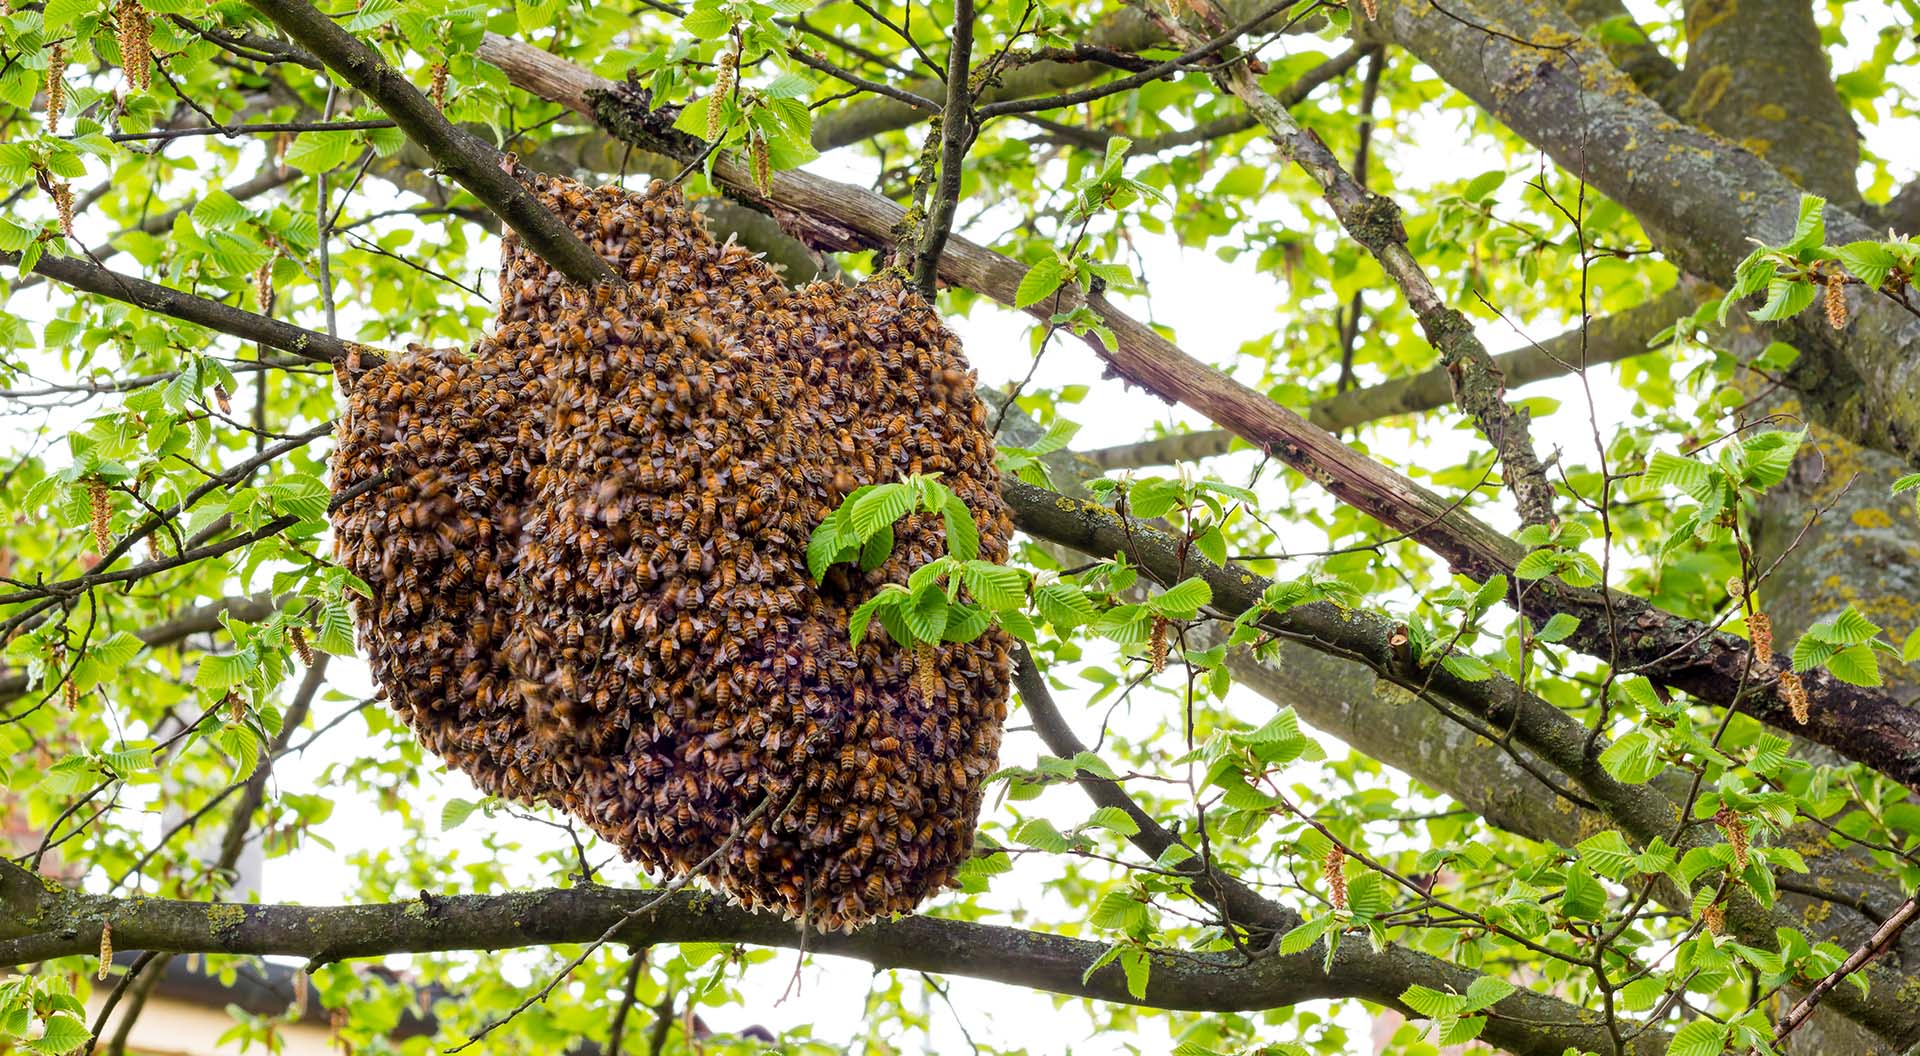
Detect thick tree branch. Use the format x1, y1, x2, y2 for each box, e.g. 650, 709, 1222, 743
2, 250, 375, 367
244, 0, 617, 285
0, 857, 1656, 1055
1083, 284, 1695, 469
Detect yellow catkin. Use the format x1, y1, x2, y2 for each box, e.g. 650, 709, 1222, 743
292, 627, 314, 666
214, 383, 232, 415
1323, 844, 1348, 909
430, 62, 448, 110
751, 134, 772, 196
255, 259, 275, 314
1715, 806, 1749, 869
914, 640, 937, 700
1749, 610, 1773, 666
98, 922, 112, 979
63, 678, 78, 710
708, 51, 735, 141
1780, 669, 1809, 725
1148, 616, 1169, 674
86, 478, 112, 553
228, 692, 246, 724
116, 0, 151, 90
45, 43, 67, 134
1825, 272, 1848, 330
47, 177, 74, 239
1702, 904, 1724, 935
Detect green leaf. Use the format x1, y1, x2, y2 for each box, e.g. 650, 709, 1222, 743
681, 6, 732, 38
1560, 864, 1606, 920
1834, 240, 1898, 289
1599, 730, 1661, 784
283, 130, 360, 174
1034, 584, 1098, 629
316, 601, 355, 657
1013, 818, 1070, 852
1084, 806, 1140, 837
1826, 643, 1882, 687
1786, 194, 1827, 253
904, 586, 949, 643
1400, 984, 1468, 1018
1513, 550, 1558, 580
1462, 975, 1514, 1011
850, 482, 914, 539
1150, 577, 1211, 619
1126, 477, 1182, 519
961, 561, 1025, 609
942, 495, 980, 561
1278, 914, 1331, 955
1090, 891, 1149, 934
1577, 830, 1637, 880
1462, 169, 1506, 203
1751, 276, 1817, 321
441, 797, 480, 831
23, 1010, 89, 1055
1668, 1020, 1729, 1056
1533, 612, 1581, 644
1015, 254, 1069, 308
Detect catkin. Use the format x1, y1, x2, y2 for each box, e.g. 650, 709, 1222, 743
708, 51, 736, 141
750, 133, 772, 196
86, 478, 112, 553
1825, 272, 1848, 330
214, 383, 232, 415
98, 923, 112, 979
1749, 610, 1773, 666
1148, 616, 1169, 674
50, 179, 74, 239
1360, 0, 1379, 20
116, 0, 151, 91
1323, 844, 1348, 909
1702, 903, 1725, 935
291, 627, 314, 666
430, 62, 448, 110
1780, 669, 1809, 725
1714, 805, 1749, 869
44, 43, 67, 134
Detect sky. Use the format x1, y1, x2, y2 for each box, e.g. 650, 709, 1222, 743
9, 3, 1919, 1053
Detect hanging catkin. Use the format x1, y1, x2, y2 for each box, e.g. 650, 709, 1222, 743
332, 176, 1012, 931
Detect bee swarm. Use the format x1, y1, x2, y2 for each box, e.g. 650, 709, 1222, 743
331, 176, 1012, 932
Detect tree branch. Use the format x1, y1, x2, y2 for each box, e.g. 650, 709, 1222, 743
1083, 285, 1694, 469
0, 857, 1657, 1055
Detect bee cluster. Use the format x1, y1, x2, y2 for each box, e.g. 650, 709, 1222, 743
332, 176, 1013, 931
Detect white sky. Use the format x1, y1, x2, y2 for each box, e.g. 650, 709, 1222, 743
10, 4, 1918, 1053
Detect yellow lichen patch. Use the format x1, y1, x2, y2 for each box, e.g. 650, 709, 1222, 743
1683, 66, 1733, 118
1685, 0, 1737, 35
206, 903, 248, 934
1756, 103, 1788, 122
1739, 137, 1772, 158
1851, 507, 1894, 530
